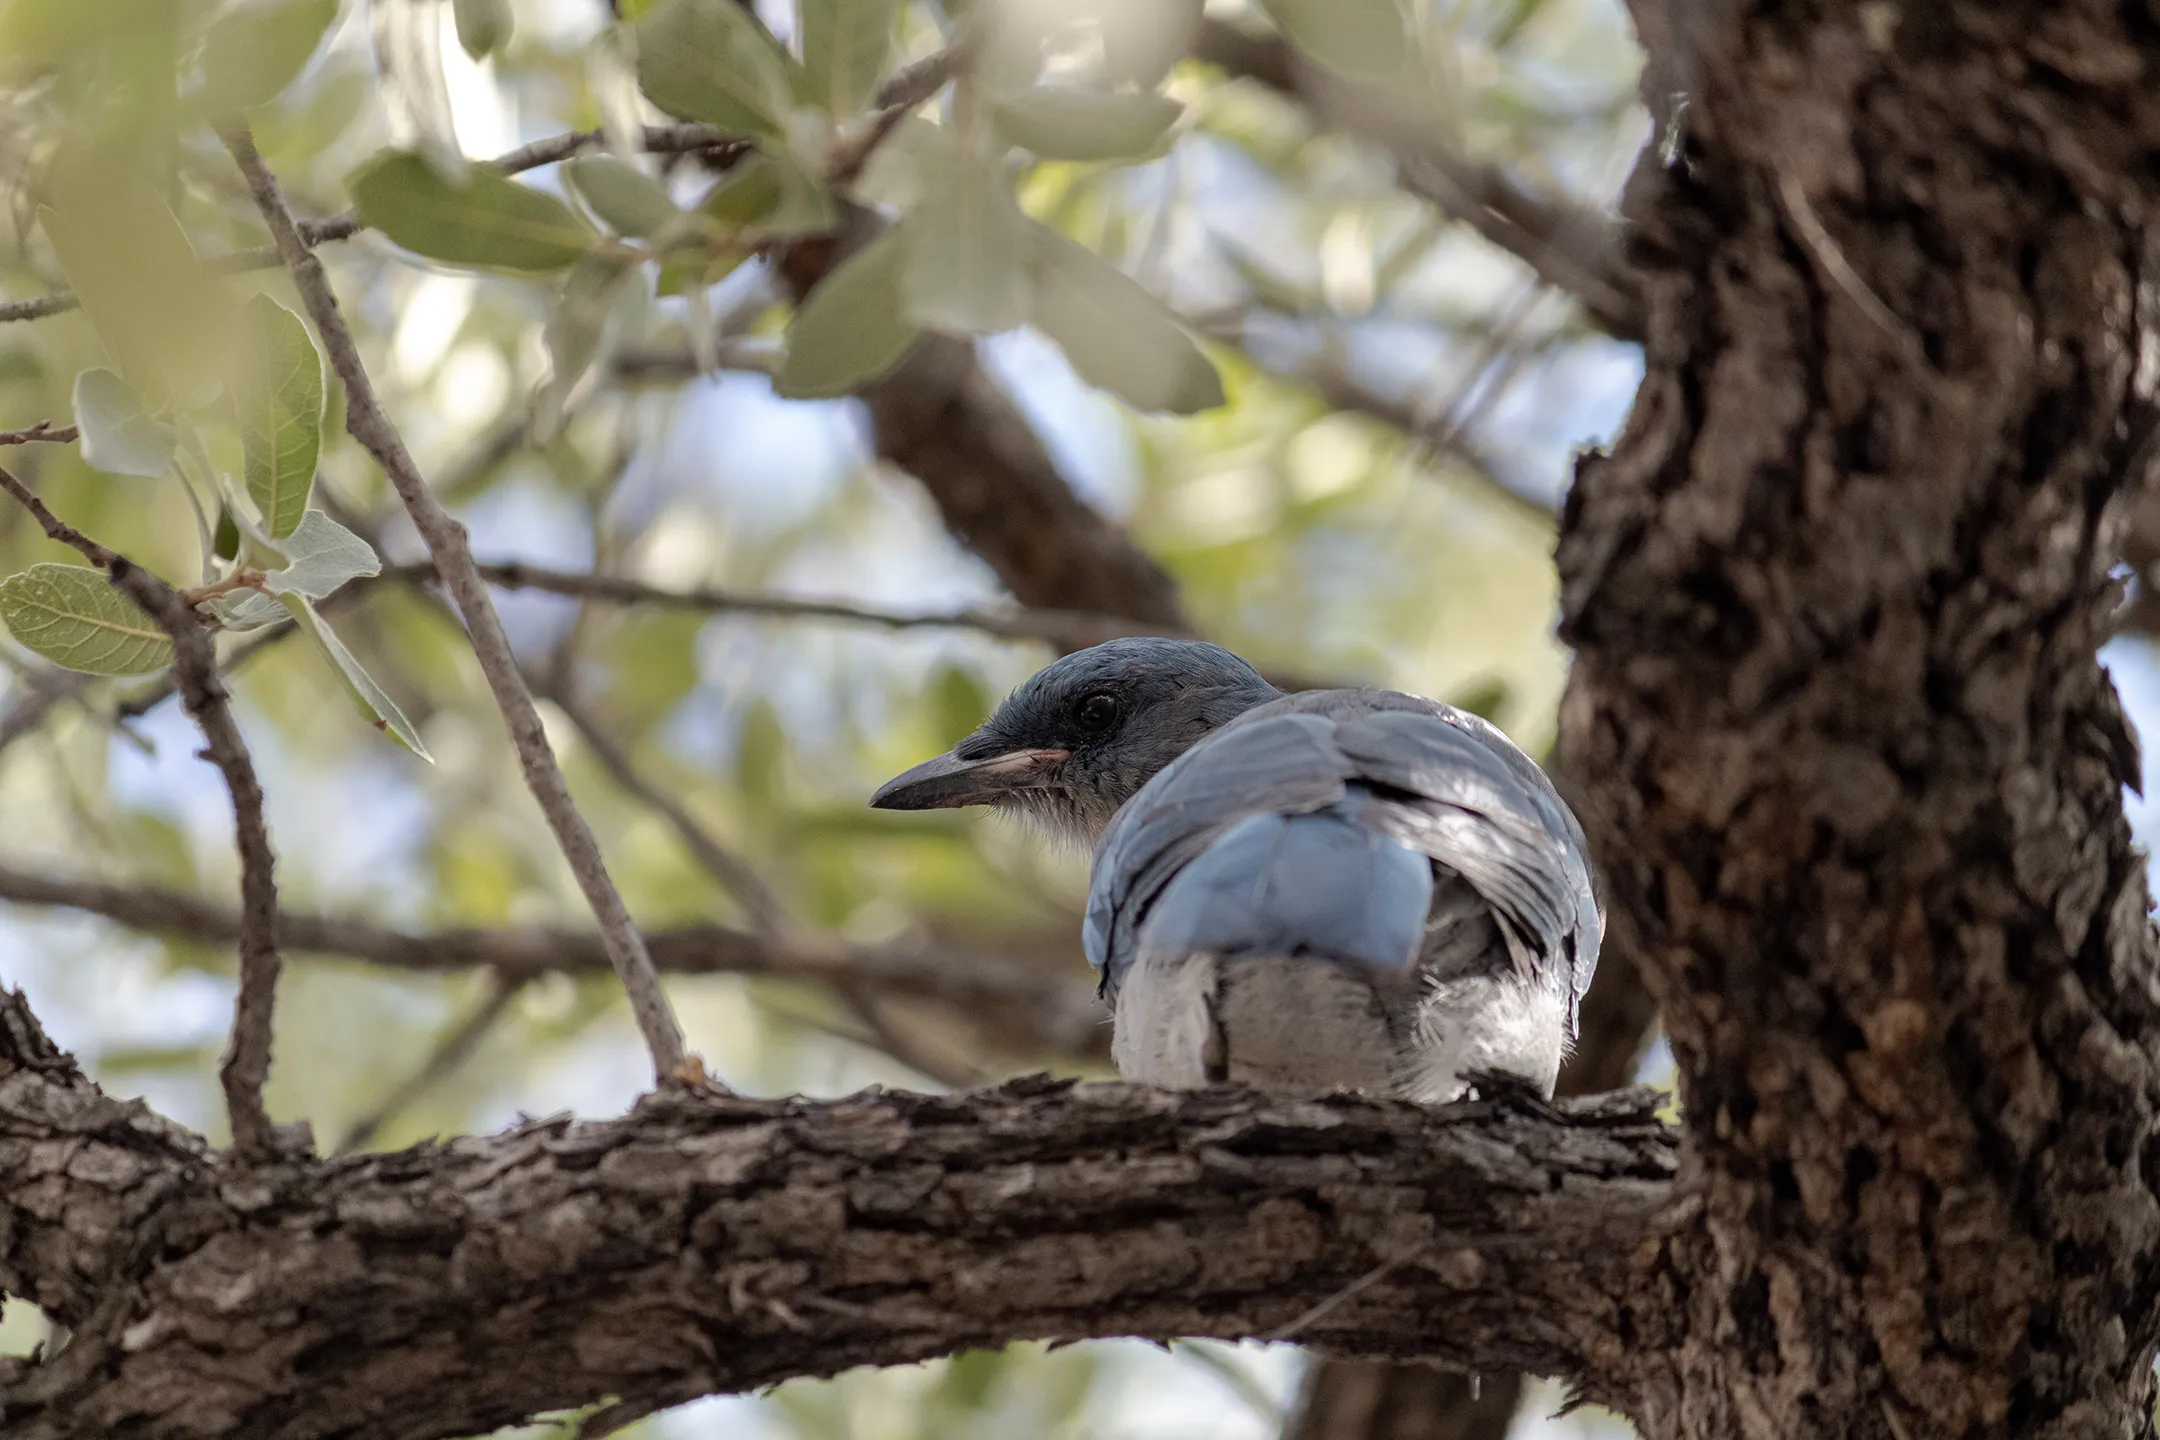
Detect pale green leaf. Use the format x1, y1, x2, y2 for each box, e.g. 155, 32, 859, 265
564, 156, 680, 239
800, 0, 893, 119
903, 157, 1030, 334
262, 510, 381, 600
39, 178, 222, 398
635, 0, 797, 138
853, 115, 954, 211
200, 0, 339, 112
988, 87, 1182, 161
347, 150, 594, 272
452, 0, 514, 59
280, 594, 432, 760
778, 226, 919, 397
233, 297, 323, 540
203, 589, 288, 632
0, 564, 173, 676
973, 0, 1202, 90
1028, 223, 1224, 413
1255, 0, 1410, 79
73, 368, 174, 478
700, 153, 838, 238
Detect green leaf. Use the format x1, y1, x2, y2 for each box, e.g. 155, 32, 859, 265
214, 506, 240, 562
0, 564, 173, 676
200, 0, 338, 112
202, 589, 288, 632
72, 368, 174, 477
280, 593, 432, 760
39, 177, 221, 398
699, 153, 838, 239
347, 150, 594, 272
261, 510, 380, 600
1254, 0, 1409, 79
452, 0, 514, 59
902, 156, 1030, 334
655, 245, 746, 297
988, 87, 1182, 161
564, 156, 680, 239
634, 0, 797, 138
233, 296, 323, 540
1028, 223, 1223, 413
800, 0, 893, 119
777, 226, 919, 397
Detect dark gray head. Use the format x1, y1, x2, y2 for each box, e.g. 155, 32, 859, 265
870, 638, 1281, 845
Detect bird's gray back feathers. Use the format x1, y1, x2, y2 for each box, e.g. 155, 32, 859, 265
1083, 688, 1603, 1090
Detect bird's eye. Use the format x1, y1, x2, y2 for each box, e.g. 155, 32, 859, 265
1074, 693, 1120, 732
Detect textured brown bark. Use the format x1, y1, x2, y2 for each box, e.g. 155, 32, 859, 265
0, 989, 1677, 1439
1557, 2, 2160, 1436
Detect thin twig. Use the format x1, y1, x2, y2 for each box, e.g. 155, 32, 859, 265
828, 43, 967, 185
0, 421, 79, 446
221, 120, 693, 1085
0, 461, 117, 564
336, 971, 525, 1154
427, 559, 1188, 648
0, 862, 1105, 1055
0, 462, 284, 1158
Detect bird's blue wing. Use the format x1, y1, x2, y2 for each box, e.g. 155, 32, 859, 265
1085, 712, 1347, 995
1333, 706, 1603, 1024
1135, 794, 1434, 973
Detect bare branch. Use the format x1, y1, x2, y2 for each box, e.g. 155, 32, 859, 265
829, 43, 967, 184
0, 1051, 1681, 1438
419, 559, 1190, 648
0, 863, 1106, 1056
0, 421, 78, 446
0, 462, 284, 1159
219, 121, 692, 1085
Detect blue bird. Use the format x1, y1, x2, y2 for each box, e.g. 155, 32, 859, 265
871, 638, 1602, 1100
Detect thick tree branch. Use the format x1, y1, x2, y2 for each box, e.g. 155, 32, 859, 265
0, 988, 208, 1330
0, 464, 286, 1160
0, 863, 1104, 1057
219, 122, 692, 1085
0, 993, 1681, 1440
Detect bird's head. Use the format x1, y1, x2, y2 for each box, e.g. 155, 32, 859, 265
870, 637, 1280, 846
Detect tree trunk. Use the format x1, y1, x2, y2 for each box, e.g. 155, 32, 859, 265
1558, 2, 2160, 1435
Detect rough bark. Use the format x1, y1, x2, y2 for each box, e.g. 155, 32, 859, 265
1557, 2, 2160, 1436
0, 988, 1678, 1439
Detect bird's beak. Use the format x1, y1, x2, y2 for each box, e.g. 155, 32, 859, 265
869, 747, 1070, 811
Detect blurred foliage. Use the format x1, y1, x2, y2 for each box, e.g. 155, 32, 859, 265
0, 0, 1645, 1435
